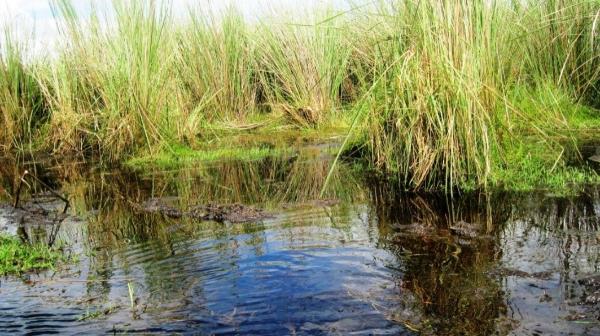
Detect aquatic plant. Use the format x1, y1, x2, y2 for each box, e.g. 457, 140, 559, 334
0, 234, 64, 275
0, 27, 48, 153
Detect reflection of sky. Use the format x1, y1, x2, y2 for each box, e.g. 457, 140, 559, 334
0, 0, 351, 53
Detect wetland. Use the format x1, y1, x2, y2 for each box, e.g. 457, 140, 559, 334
0, 147, 599, 335
1, 0, 600, 334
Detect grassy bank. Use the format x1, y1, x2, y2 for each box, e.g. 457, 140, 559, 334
0, 234, 64, 275
1, 0, 599, 191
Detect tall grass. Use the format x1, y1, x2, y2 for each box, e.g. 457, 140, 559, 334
519, 0, 600, 107
176, 9, 256, 126
0, 27, 47, 152
255, 9, 352, 126
42, 0, 176, 159
0, 0, 598, 191
348, 1, 510, 190
340, 0, 599, 190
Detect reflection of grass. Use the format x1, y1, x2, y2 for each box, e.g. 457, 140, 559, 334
0, 234, 64, 275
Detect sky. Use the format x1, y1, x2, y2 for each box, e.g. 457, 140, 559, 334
0, 0, 351, 53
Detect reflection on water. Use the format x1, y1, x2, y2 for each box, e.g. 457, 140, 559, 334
0, 153, 599, 335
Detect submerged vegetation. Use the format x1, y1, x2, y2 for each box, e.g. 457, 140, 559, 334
0, 0, 599, 191
0, 234, 63, 275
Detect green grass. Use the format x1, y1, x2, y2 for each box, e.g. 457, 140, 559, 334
490, 140, 600, 194
176, 8, 257, 124
254, 8, 352, 126
126, 117, 348, 169
340, 0, 600, 191
0, 0, 598, 193
0, 26, 48, 152
0, 234, 64, 276
126, 144, 289, 169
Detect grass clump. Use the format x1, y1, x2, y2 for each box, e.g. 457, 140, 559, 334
176, 8, 257, 126
0, 234, 64, 276
351, 0, 504, 191
0, 27, 48, 153
42, 0, 177, 159
255, 9, 352, 126
337, 0, 600, 192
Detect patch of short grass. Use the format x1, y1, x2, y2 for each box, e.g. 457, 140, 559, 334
490, 140, 600, 194
126, 119, 348, 170
126, 144, 290, 169
0, 234, 64, 276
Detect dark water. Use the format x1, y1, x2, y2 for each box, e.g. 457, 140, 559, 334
0, 153, 599, 335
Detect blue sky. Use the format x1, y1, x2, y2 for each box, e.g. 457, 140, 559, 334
0, 0, 351, 52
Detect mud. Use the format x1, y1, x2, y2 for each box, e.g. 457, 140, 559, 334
449, 220, 483, 239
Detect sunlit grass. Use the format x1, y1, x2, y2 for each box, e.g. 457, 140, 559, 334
0, 27, 48, 153
0, 0, 598, 192
330, 0, 600, 191
126, 144, 289, 169
0, 234, 64, 276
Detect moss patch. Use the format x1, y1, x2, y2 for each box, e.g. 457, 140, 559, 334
0, 234, 64, 276
126, 144, 290, 169
126, 122, 347, 170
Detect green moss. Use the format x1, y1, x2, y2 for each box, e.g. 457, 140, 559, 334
126, 120, 348, 170
126, 144, 290, 169
0, 234, 65, 276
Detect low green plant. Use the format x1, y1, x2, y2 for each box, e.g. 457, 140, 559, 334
491, 139, 600, 194
126, 144, 289, 169
0, 234, 64, 275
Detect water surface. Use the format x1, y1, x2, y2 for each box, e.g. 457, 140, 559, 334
0, 154, 599, 335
